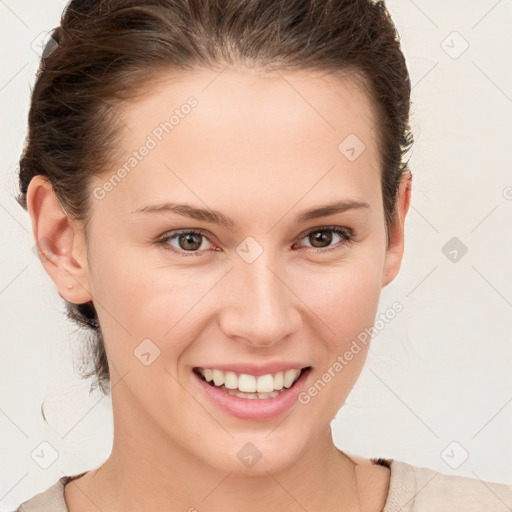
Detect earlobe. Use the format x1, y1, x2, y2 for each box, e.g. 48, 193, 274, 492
381, 170, 412, 288
26, 175, 93, 304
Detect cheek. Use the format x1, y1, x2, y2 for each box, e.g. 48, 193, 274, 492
293, 262, 383, 416
87, 243, 220, 360
295, 256, 383, 344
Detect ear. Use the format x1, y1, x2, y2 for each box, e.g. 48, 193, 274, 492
381, 170, 412, 288
26, 175, 93, 304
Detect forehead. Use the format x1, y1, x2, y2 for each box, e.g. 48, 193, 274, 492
117, 67, 378, 148
91, 67, 381, 216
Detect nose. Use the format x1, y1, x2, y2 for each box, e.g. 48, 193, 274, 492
217, 251, 302, 348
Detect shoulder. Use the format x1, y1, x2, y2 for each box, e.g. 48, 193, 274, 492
379, 457, 512, 512
348, 453, 392, 512
14, 472, 86, 512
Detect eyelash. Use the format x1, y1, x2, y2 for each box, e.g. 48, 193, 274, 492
155, 225, 354, 257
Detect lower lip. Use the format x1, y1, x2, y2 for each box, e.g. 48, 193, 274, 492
193, 368, 311, 421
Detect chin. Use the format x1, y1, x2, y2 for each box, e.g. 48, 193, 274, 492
198, 432, 311, 476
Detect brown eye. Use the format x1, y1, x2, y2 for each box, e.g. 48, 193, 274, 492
297, 226, 353, 251
157, 225, 353, 257
308, 229, 334, 248
158, 229, 214, 256
178, 232, 203, 251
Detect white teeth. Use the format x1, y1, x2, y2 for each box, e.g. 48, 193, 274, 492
212, 369, 224, 387
273, 372, 284, 390
224, 371, 238, 389
283, 369, 300, 388
256, 374, 274, 393
238, 374, 256, 392
224, 388, 281, 399
197, 367, 304, 394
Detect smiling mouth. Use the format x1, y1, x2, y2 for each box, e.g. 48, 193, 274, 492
193, 366, 312, 400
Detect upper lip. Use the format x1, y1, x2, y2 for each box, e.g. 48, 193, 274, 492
193, 362, 312, 377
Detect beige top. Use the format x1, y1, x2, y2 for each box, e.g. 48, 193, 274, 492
15, 457, 512, 511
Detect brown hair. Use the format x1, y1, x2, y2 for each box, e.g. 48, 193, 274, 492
16, 0, 414, 396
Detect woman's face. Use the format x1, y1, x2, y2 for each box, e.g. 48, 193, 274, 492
42, 68, 410, 475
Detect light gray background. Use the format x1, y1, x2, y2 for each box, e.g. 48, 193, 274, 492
1, 0, 511, 509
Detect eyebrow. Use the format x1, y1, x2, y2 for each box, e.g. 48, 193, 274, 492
131, 199, 370, 228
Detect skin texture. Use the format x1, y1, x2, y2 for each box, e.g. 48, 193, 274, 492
27, 67, 411, 512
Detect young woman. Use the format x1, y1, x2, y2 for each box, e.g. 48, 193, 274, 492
14, 0, 512, 511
